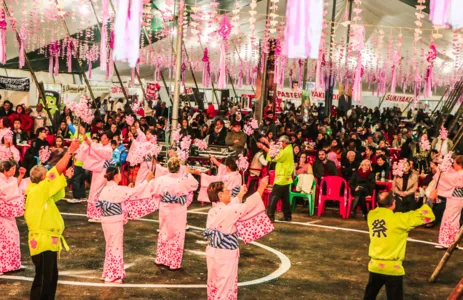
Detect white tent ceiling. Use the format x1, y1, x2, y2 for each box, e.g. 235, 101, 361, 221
1, 0, 459, 92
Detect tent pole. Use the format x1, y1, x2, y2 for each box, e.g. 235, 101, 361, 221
170, 0, 184, 135
104, 0, 146, 105
2, 1, 55, 129
182, 41, 201, 107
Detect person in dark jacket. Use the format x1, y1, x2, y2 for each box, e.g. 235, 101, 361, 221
313, 149, 337, 180
349, 159, 376, 219
342, 150, 360, 181
372, 155, 390, 180
0, 100, 14, 117
209, 119, 227, 146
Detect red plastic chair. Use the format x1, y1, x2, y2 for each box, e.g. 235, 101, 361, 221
347, 188, 377, 216
262, 170, 275, 207
246, 167, 267, 192
317, 176, 350, 219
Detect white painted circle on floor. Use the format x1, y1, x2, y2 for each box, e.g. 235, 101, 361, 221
0, 212, 291, 289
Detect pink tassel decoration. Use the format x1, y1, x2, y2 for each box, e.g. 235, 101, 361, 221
315, 51, 326, 91
18, 23, 26, 69
113, 0, 143, 68
49, 42, 60, 75
217, 14, 232, 89
100, 0, 109, 72
67, 40, 73, 73
106, 31, 115, 80
238, 64, 243, 88
88, 62, 92, 79
429, 0, 450, 26
298, 59, 303, 86
202, 47, 210, 88
352, 26, 365, 103
425, 42, 437, 98
282, 0, 324, 59
0, 9, 6, 65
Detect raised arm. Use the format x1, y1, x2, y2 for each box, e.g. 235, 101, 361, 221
56, 140, 81, 175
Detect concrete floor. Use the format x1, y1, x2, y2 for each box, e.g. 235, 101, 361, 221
1, 199, 461, 300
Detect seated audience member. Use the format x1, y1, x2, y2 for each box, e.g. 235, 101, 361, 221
112, 135, 127, 166
225, 121, 247, 154
209, 119, 227, 146
392, 159, 418, 213
313, 149, 337, 181
12, 119, 28, 144
349, 159, 376, 219
341, 150, 359, 181
373, 155, 390, 180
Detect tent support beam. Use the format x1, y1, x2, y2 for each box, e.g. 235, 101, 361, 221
2, 1, 55, 129
171, 0, 184, 132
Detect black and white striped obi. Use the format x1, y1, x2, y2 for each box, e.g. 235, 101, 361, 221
96, 200, 123, 217
161, 192, 187, 205
452, 187, 463, 198
204, 229, 239, 250
231, 186, 240, 197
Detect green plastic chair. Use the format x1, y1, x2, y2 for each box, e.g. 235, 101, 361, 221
289, 176, 316, 216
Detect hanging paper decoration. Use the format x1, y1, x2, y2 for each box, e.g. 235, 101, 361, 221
390, 34, 402, 94
18, 22, 27, 69
424, 42, 437, 98
49, 42, 61, 76
282, 0, 324, 59
86, 45, 99, 79
202, 47, 211, 88
429, 0, 449, 27
217, 14, 232, 89
100, 0, 109, 72
447, 0, 463, 29
113, 0, 143, 68
0, 9, 6, 65
107, 30, 115, 80
352, 25, 365, 103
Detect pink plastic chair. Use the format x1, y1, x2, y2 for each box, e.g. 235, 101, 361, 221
317, 176, 350, 219
246, 167, 268, 192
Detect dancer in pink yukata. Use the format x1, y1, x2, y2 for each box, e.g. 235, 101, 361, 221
97, 167, 158, 283
435, 155, 463, 248
205, 177, 274, 300
198, 156, 242, 203
0, 160, 26, 275
75, 127, 114, 222
151, 157, 199, 270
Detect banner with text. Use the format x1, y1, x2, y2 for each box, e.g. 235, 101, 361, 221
0, 76, 30, 92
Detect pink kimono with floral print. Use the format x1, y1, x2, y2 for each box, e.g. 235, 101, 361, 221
199, 164, 242, 203
98, 180, 158, 281
437, 168, 463, 247
206, 192, 274, 300
151, 172, 198, 269
133, 130, 155, 186
77, 142, 113, 219
0, 174, 24, 273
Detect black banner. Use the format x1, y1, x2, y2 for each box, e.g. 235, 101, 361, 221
0, 75, 30, 92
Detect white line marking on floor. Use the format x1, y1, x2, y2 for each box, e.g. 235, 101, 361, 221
0, 212, 291, 289
187, 250, 207, 256
275, 220, 440, 246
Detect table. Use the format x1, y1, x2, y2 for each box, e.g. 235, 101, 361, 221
376, 180, 393, 192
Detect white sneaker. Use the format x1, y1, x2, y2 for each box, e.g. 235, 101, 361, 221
88, 219, 101, 223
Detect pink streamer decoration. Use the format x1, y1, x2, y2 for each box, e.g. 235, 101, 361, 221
217, 14, 232, 89
425, 42, 437, 98
67, 40, 73, 73
0, 10, 6, 65
18, 23, 26, 69
49, 42, 60, 76
100, 0, 109, 72
202, 48, 210, 88
429, 0, 450, 27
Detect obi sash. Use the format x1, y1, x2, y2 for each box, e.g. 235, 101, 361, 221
103, 159, 117, 169
161, 192, 187, 205
96, 200, 123, 217
204, 229, 239, 250
452, 187, 463, 198
231, 186, 240, 197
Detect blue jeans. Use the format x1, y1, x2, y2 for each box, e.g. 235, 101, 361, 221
71, 166, 86, 199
